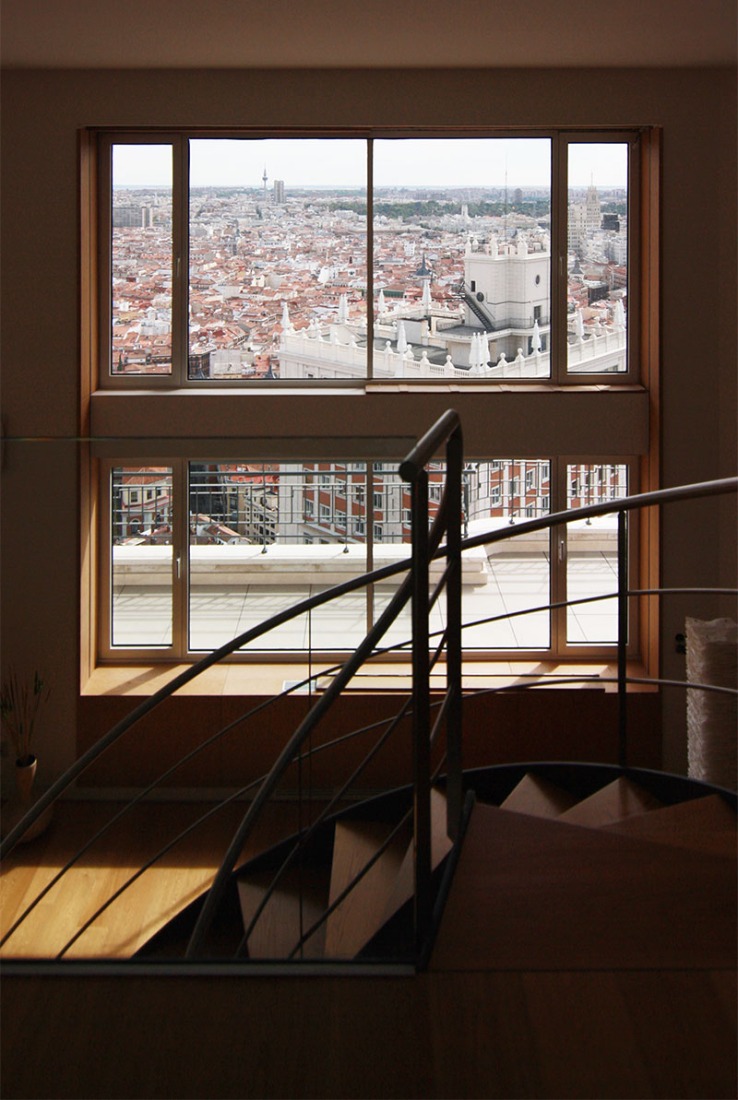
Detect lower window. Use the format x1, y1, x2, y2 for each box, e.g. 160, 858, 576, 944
100, 457, 636, 661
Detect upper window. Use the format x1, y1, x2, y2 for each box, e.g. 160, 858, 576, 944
100, 130, 637, 388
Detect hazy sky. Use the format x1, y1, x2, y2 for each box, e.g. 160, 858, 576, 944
113, 138, 628, 189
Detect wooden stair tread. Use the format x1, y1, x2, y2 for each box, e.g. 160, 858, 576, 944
382, 789, 453, 922
237, 866, 329, 959
601, 793, 737, 856
558, 776, 663, 827
500, 773, 578, 818
324, 818, 412, 959
430, 801, 737, 972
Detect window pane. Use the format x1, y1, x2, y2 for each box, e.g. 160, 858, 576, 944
301, 463, 371, 651
566, 463, 628, 643
376, 458, 553, 653
111, 145, 173, 376
188, 140, 367, 380
187, 462, 369, 651
464, 461, 551, 649
372, 139, 552, 380
111, 467, 173, 646
567, 143, 628, 374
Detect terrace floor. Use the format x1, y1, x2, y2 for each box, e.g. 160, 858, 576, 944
111, 550, 619, 653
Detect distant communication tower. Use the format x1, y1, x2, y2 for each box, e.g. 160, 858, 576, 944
262, 166, 268, 198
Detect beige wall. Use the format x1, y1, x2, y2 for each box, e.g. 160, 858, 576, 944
1, 67, 736, 781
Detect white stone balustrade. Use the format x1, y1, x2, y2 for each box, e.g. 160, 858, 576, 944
279, 323, 625, 380
567, 328, 626, 372
112, 542, 490, 587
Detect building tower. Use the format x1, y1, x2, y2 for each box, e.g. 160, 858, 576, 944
586, 178, 601, 233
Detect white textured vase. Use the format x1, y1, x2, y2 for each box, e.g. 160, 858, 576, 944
14, 755, 38, 804
8, 755, 52, 843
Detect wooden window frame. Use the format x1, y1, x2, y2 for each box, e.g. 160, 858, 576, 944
80, 126, 660, 680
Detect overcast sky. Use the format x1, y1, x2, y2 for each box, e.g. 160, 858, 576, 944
113, 138, 627, 189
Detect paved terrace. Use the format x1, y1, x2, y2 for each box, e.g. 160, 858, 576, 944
111, 519, 619, 653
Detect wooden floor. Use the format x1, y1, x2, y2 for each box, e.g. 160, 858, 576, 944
431, 802, 737, 971
0, 799, 311, 959
1, 797, 736, 1099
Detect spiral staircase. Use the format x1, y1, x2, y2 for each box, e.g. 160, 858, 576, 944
1, 412, 736, 1098
126, 762, 735, 971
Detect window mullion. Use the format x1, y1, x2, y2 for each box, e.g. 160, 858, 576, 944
550, 457, 568, 654
99, 460, 114, 656
627, 132, 641, 381
173, 458, 189, 655
366, 464, 375, 633
551, 134, 568, 385
98, 135, 114, 390
172, 137, 189, 388
366, 138, 374, 382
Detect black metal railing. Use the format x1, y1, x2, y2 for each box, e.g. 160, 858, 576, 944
1, 411, 466, 964
1, 413, 735, 968
398, 408, 462, 948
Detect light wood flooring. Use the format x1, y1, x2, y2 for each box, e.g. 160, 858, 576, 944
1, 799, 310, 959
1, 794, 736, 1099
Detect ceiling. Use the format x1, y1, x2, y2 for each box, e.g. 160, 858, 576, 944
2, 0, 736, 69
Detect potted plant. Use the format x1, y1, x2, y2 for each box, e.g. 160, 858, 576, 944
1, 670, 50, 803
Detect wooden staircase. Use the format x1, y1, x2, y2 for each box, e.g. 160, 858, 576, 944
236, 787, 453, 961
138, 787, 452, 961
433, 768, 736, 973
137, 765, 736, 969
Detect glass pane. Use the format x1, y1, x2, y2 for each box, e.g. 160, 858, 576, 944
188, 462, 369, 651
111, 467, 173, 646
464, 461, 551, 649
111, 145, 173, 376
566, 464, 628, 643
372, 139, 552, 380
188, 139, 367, 380
373, 458, 552, 653
567, 143, 628, 374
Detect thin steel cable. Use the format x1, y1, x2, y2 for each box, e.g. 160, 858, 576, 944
234, 700, 413, 957
6, 468, 736, 953
7, 476, 734, 858
235, 636, 449, 956
287, 749, 450, 961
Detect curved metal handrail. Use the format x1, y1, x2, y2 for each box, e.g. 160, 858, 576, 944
3, 470, 734, 859
0, 556, 411, 858
1, 406, 735, 962
8, 633, 734, 959
400, 408, 461, 481
1, 670, 380, 952
462, 476, 738, 550
185, 472, 457, 957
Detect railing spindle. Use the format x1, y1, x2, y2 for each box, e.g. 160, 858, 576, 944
410, 468, 432, 952
445, 426, 463, 841
400, 408, 464, 950
617, 509, 629, 767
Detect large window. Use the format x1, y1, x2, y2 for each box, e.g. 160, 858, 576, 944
88, 126, 655, 667
101, 131, 637, 387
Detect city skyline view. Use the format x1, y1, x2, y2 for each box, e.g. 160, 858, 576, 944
111, 136, 628, 383
112, 138, 628, 189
